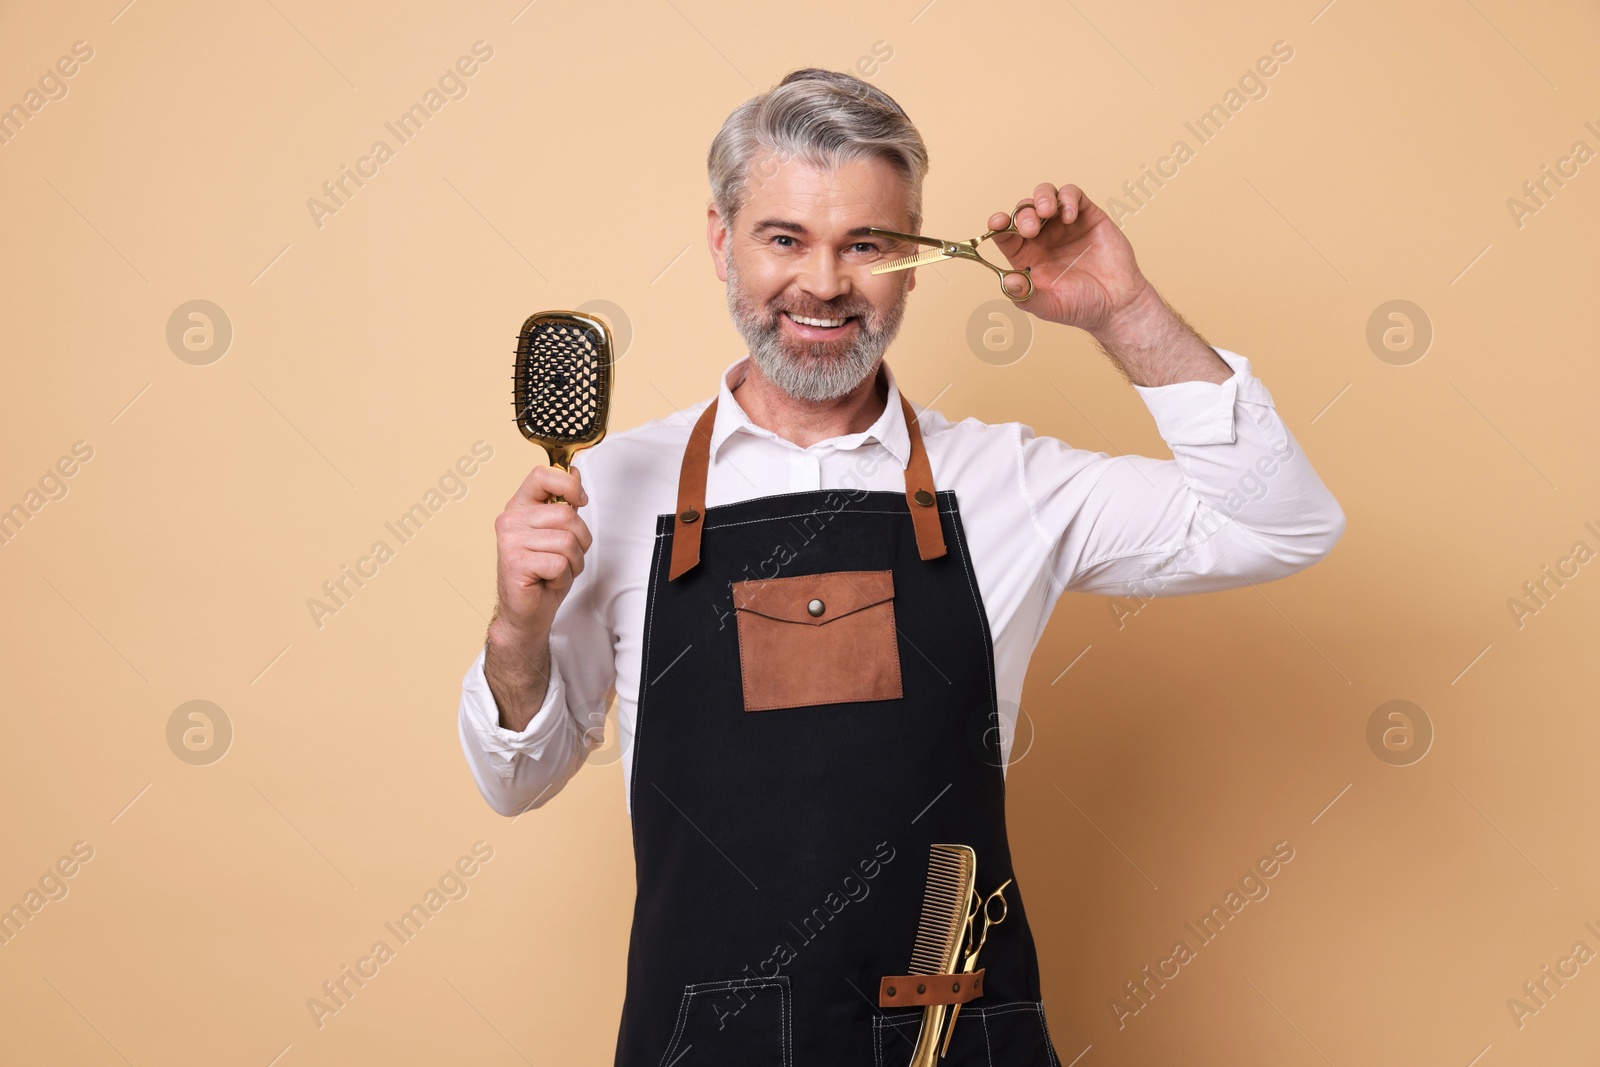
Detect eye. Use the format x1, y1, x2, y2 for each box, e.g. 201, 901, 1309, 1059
771, 235, 797, 248
850, 242, 879, 254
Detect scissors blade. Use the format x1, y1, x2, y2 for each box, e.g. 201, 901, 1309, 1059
871, 248, 951, 275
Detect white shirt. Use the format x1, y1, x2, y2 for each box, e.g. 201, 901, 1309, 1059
458, 348, 1344, 817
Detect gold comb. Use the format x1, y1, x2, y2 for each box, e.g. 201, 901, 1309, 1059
513, 310, 614, 504
902, 843, 977, 1067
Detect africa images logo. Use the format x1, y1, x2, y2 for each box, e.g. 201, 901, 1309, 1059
1108, 840, 1296, 1028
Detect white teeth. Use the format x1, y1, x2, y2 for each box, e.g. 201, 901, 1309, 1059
787, 312, 849, 328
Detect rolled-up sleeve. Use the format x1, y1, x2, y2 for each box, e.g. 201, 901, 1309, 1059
1022, 346, 1345, 598
458, 647, 590, 816
456, 455, 618, 817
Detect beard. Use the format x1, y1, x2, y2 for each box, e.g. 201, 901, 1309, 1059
724, 252, 909, 402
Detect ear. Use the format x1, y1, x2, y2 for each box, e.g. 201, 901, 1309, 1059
707, 205, 730, 283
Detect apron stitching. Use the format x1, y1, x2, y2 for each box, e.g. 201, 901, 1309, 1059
1038, 1003, 1060, 1067
632, 524, 670, 823
654, 982, 695, 1067
652, 507, 955, 538
735, 610, 752, 710
883, 601, 904, 698
873, 1013, 917, 1067
656, 486, 910, 512
981, 1003, 996, 1067
945, 500, 1002, 779
655, 977, 791, 1067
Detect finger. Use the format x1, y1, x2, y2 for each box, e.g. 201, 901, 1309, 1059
1010, 197, 1043, 237
498, 504, 594, 553
512, 531, 588, 579
510, 549, 577, 590
1055, 184, 1088, 225
1033, 183, 1063, 220
510, 529, 587, 581
507, 462, 587, 509
505, 536, 585, 586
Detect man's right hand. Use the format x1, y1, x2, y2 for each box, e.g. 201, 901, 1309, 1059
484, 463, 593, 731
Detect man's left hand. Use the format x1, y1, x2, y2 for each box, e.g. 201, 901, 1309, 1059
988, 182, 1233, 386
988, 183, 1150, 333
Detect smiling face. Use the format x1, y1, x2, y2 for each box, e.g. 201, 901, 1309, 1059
709, 154, 917, 402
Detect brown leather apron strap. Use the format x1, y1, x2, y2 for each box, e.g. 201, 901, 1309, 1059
878, 968, 985, 1007
899, 391, 947, 562
668, 398, 718, 581
667, 384, 947, 581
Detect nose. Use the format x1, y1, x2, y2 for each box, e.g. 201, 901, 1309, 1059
795, 247, 852, 306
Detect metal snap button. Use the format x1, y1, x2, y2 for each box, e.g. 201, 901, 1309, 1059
913, 489, 934, 507
886, 985, 897, 997
807, 598, 825, 617
952, 981, 961, 992
679, 508, 699, 523
916, 983, 927, 994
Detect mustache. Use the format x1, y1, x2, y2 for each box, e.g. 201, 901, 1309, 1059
772, 304, 869, 321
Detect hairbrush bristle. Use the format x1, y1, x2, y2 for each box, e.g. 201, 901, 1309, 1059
514, 314, 611, 443
908, 844, 975, 975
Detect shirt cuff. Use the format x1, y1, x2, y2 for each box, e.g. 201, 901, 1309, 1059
460, 646, 570, 780
1131, 347, 1276, 446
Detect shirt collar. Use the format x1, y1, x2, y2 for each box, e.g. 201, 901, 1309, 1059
708, 356, 913, 469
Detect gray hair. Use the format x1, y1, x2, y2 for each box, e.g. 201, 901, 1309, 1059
707, 68, 929, 235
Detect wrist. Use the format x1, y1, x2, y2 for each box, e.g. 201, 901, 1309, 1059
487, 597, 552, 648
1086, 286, 1231, 387
1088, 283, 1168, 353
486, 616, 537, 657
486, 610, 553, 681
483, 622, 552, 732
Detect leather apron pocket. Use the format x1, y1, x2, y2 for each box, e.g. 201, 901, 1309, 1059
657, 976, 792, 1066
731, 569, 902, 711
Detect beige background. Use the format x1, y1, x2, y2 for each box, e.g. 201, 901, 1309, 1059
2, 0, 1598, 1063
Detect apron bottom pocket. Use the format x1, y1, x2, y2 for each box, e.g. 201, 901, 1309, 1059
658, 975, 792, 1067
873, 1000, 1061, 1067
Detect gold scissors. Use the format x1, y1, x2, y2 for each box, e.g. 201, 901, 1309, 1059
868, 211, 1034, 302
939, 877, 1013, 1058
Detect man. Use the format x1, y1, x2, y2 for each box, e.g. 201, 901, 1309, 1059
458, 68, 1343, 1066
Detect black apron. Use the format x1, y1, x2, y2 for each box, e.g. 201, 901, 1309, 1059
613, 387, 1062, 1067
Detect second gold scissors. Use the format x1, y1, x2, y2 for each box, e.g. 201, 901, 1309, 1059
867, 211, 1034, 302
939, 877, 1012, 1058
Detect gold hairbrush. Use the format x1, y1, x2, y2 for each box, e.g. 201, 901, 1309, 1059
513, 310, 614, 503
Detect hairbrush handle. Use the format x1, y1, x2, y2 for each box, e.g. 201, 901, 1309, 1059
543, 445, 573, 505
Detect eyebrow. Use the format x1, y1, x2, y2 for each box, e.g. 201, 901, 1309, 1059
750, 219, 889, 239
